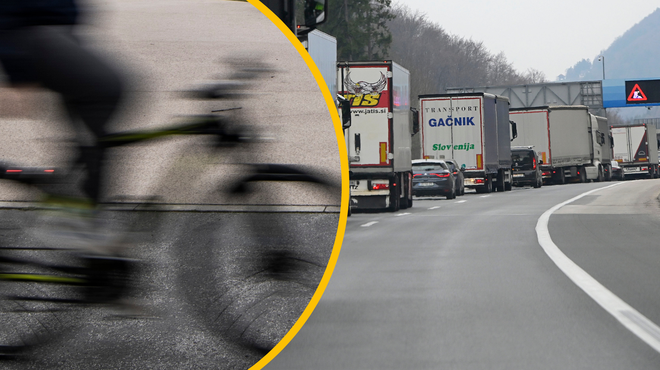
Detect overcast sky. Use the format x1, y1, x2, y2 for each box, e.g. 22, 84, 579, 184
393, 1, 660, 81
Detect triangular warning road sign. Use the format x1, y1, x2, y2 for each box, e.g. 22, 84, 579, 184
627, 84, 648, 101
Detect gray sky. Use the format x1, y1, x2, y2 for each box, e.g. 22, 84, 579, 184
394, 1, 660, 81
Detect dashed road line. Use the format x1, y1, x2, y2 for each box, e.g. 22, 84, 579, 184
455, 200, 467, 203
396, 212, 411, 217
361, 221, 378, 227
428, 206, 442, 210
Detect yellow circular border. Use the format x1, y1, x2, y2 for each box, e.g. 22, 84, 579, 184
245, 1, 349, 369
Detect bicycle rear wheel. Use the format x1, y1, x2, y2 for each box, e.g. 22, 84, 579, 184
0, 247, 89, 359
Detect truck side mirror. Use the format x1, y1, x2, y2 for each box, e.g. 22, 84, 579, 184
337, 95, 351, 129
296, 0, 327, 35
411, 108, 420, 135
510, 120, 518, 141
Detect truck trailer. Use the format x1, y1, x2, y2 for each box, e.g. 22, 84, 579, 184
510, 105, 611, 184
418, 93, 513, 193
339, 60, 414, 211
611, 123, 659, 179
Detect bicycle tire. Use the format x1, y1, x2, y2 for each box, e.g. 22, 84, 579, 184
174, 209, 336, 353
0, 246, 89, 358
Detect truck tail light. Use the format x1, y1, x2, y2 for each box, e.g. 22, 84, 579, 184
475, 178, 484, 184
371, 183, 389, 190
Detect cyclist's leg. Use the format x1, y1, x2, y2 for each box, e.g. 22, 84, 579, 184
22, 25, 124, 203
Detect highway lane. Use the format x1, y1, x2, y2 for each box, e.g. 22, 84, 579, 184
267, 181, 660, 369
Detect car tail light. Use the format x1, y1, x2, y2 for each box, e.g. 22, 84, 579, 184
432, 173, 450, 178
371, 183, 389, 190
533, 157, 537, 170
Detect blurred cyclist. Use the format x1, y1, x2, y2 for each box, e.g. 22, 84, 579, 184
0, 0, 124, 205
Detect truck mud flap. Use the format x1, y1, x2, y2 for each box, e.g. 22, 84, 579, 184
352, 195, 388, 210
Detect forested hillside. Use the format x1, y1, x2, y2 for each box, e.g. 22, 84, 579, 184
314, 1, 544, 100
560, 8, 660, 81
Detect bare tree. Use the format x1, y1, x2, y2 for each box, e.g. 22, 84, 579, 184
522, 68, 548, 84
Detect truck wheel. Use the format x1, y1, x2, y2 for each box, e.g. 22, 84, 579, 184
389, 183, 400, 212
504, 170, 512, 191
485, 175, 493, 193
605, 164, 612, 181
579, 167, 587, 183
400, 174, 409, 209
595, 166, 603, 182
554, 169, 566, 185
496, 170, 505, 192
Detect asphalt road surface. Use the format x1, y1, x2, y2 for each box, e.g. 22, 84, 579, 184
0, 207, 339, 369
266, 180, 660, 369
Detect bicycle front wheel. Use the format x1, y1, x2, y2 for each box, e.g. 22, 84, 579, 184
175, 210, 336, 353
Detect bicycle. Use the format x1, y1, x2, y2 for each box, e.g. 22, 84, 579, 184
0, 62, 340, 361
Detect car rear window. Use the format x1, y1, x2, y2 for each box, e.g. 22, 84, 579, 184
512, 150, 535, 170
413, 163, 447, 172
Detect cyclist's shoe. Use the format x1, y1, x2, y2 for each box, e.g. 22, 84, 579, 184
31, 196, 124, 254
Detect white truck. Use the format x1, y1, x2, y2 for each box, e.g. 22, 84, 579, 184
300, 29, 337, 98
611, 123, 659, 179
339, 61, 414, 211
418, 93, 514, 193
509, 105, 611, 184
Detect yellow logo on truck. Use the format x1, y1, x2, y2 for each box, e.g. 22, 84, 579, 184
345, 93, 382, 107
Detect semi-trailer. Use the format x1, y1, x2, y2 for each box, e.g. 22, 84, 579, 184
339, 60, 414, 211
510, 105, 610, 184
419, 93, 514, 193
611, 123, 659, 179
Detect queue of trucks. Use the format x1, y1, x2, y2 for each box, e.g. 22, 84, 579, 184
258, 3, 656, 212
260, 0, 659, 213
339, 61, 659, 212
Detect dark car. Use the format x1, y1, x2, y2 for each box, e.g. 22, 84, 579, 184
412, 159, 456, 199
511, 146, 542, 188
444, 159, 465, 196
611, 161, 624, 180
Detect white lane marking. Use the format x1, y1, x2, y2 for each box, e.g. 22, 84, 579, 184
536, 182, 660, 353
428, 206, 442, 210
480, 195, 491, 198
396, 213, 411, 217
455, 200, 467, 203
361, 221, 378, 227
